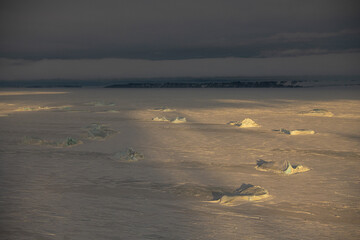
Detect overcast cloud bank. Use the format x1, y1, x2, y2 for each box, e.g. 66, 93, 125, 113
0, 0, 359, 80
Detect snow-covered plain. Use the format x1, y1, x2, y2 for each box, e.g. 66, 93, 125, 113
0, 87, 359, 239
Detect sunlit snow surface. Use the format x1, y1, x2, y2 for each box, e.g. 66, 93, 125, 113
0, 87, 359, 240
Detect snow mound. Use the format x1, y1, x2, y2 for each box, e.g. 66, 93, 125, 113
255, 159, 310, 175
86, 123, 117, 139
112, 148, 144, 162
216, 184, 270, 205
280, 128, 315, 135
152, 116, 170, 122
152, 107, 176, 112
300, 109, 334, 117
228, 118, 260, 128
239, 118, 260, 128
171, 117, 187, 123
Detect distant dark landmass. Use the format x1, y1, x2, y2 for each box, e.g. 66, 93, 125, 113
0, 76, 359, 88
105, 80, 300, 88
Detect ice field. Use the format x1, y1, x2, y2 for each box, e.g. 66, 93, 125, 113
0, 87, 359, 239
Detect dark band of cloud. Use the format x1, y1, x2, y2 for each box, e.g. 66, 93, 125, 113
1, 53, 359, 81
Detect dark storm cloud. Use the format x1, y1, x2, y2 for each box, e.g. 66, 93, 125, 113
0, 0, 359, 60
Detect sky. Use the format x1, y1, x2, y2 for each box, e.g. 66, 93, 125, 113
0, 0, 359, 81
